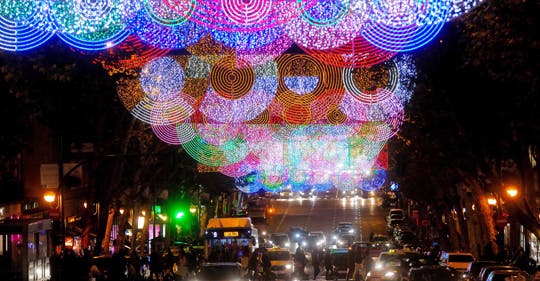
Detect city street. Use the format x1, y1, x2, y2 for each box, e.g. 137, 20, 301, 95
267, 196, 387, 241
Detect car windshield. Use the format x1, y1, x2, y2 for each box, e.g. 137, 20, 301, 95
198, 265, 242, 280
268, 251, 290, 261
449, 255, 474, 262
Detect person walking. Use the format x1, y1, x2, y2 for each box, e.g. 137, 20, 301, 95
294, 247, 308, 279
311, 248, 321, 280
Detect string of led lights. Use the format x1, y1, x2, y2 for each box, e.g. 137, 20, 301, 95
1, 0, 482, 52
2, 0, 483, 194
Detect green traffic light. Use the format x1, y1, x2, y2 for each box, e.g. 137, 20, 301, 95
176, 211, 185, 219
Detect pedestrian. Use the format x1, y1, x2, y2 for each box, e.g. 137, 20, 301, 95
294, 247, 307, 279
324, 250, 333, 277
312, 248, 321, 280
151, 248, 163, 280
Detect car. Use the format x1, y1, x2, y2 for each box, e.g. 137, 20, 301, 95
408, 265, 459, 281
305, 231, 327, 251
267, 247, 294, 280
336, 222, 355, 234
485, 269, 528, 281
366, 251, 404, 281
269, 233, 292, 250
395, 231, 417, 245
478, 265, 520, 281
191, 262, 247, 281
289, 227, 309, 243
336, 233, 356, 247
325, 248, 350, 280
387, 219, 406, 234
464, 260, 498, 281
388, 209, 405, 219
439, 252, 475, 273
371, 234, 391, 246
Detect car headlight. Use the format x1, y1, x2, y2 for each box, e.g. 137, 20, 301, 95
374, 263, 383, 270
285, 242, 290, 247
285, 264, 292, 269
384, 272, 395, 277
349, 229, 354, 233
295, 233, 300, 238
302, 241, 307, 246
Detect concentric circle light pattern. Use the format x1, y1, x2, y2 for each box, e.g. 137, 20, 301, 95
113, 51, 414, 192
0, 0, 485, 195
0, 1, 54, 51
1, 0, 482, 52
47, 0, 132, 50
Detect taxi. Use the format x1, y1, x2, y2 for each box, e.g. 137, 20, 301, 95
267, 247, 294, 280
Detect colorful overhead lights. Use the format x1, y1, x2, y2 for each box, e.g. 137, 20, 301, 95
0, 1, 54, 51
2, 0, 487, 194
0, 0, 482, 52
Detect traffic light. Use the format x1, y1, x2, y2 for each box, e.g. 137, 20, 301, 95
175, 211, 185, 219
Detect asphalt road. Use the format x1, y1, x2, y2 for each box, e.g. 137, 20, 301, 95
265, 195, 388, 242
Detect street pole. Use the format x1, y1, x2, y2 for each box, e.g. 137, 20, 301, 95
58, 135, 65, 247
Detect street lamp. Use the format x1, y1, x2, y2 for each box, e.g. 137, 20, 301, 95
505, 186, 518, 198
44, 191, 56, 204
487, 197, 497, 206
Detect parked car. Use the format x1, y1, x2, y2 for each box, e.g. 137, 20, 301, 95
408, 265, 459, 281
478, 265, 520, 281
485, 269, 528, 281
387, 209, 405, 220
464, 260, 498, 281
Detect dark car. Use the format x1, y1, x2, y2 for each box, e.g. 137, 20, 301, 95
464, 260, 498, 281
192, 262, 246, 281
408, 265, 459, 281
485, 269, 528, 281
325, 248, 350, 280
479, 265, 520, 281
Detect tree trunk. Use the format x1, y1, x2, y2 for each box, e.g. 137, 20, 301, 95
101, 208, 115, 254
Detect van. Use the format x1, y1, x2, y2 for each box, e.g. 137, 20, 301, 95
267, 248, 294, 280
440, 252, 474, 272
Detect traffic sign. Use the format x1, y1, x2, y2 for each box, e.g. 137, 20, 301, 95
496, 215, 508, 228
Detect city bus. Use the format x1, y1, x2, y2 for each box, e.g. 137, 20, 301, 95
204, 217, 259, 261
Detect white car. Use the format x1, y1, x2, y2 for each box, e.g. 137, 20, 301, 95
336, 222, 355, 234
